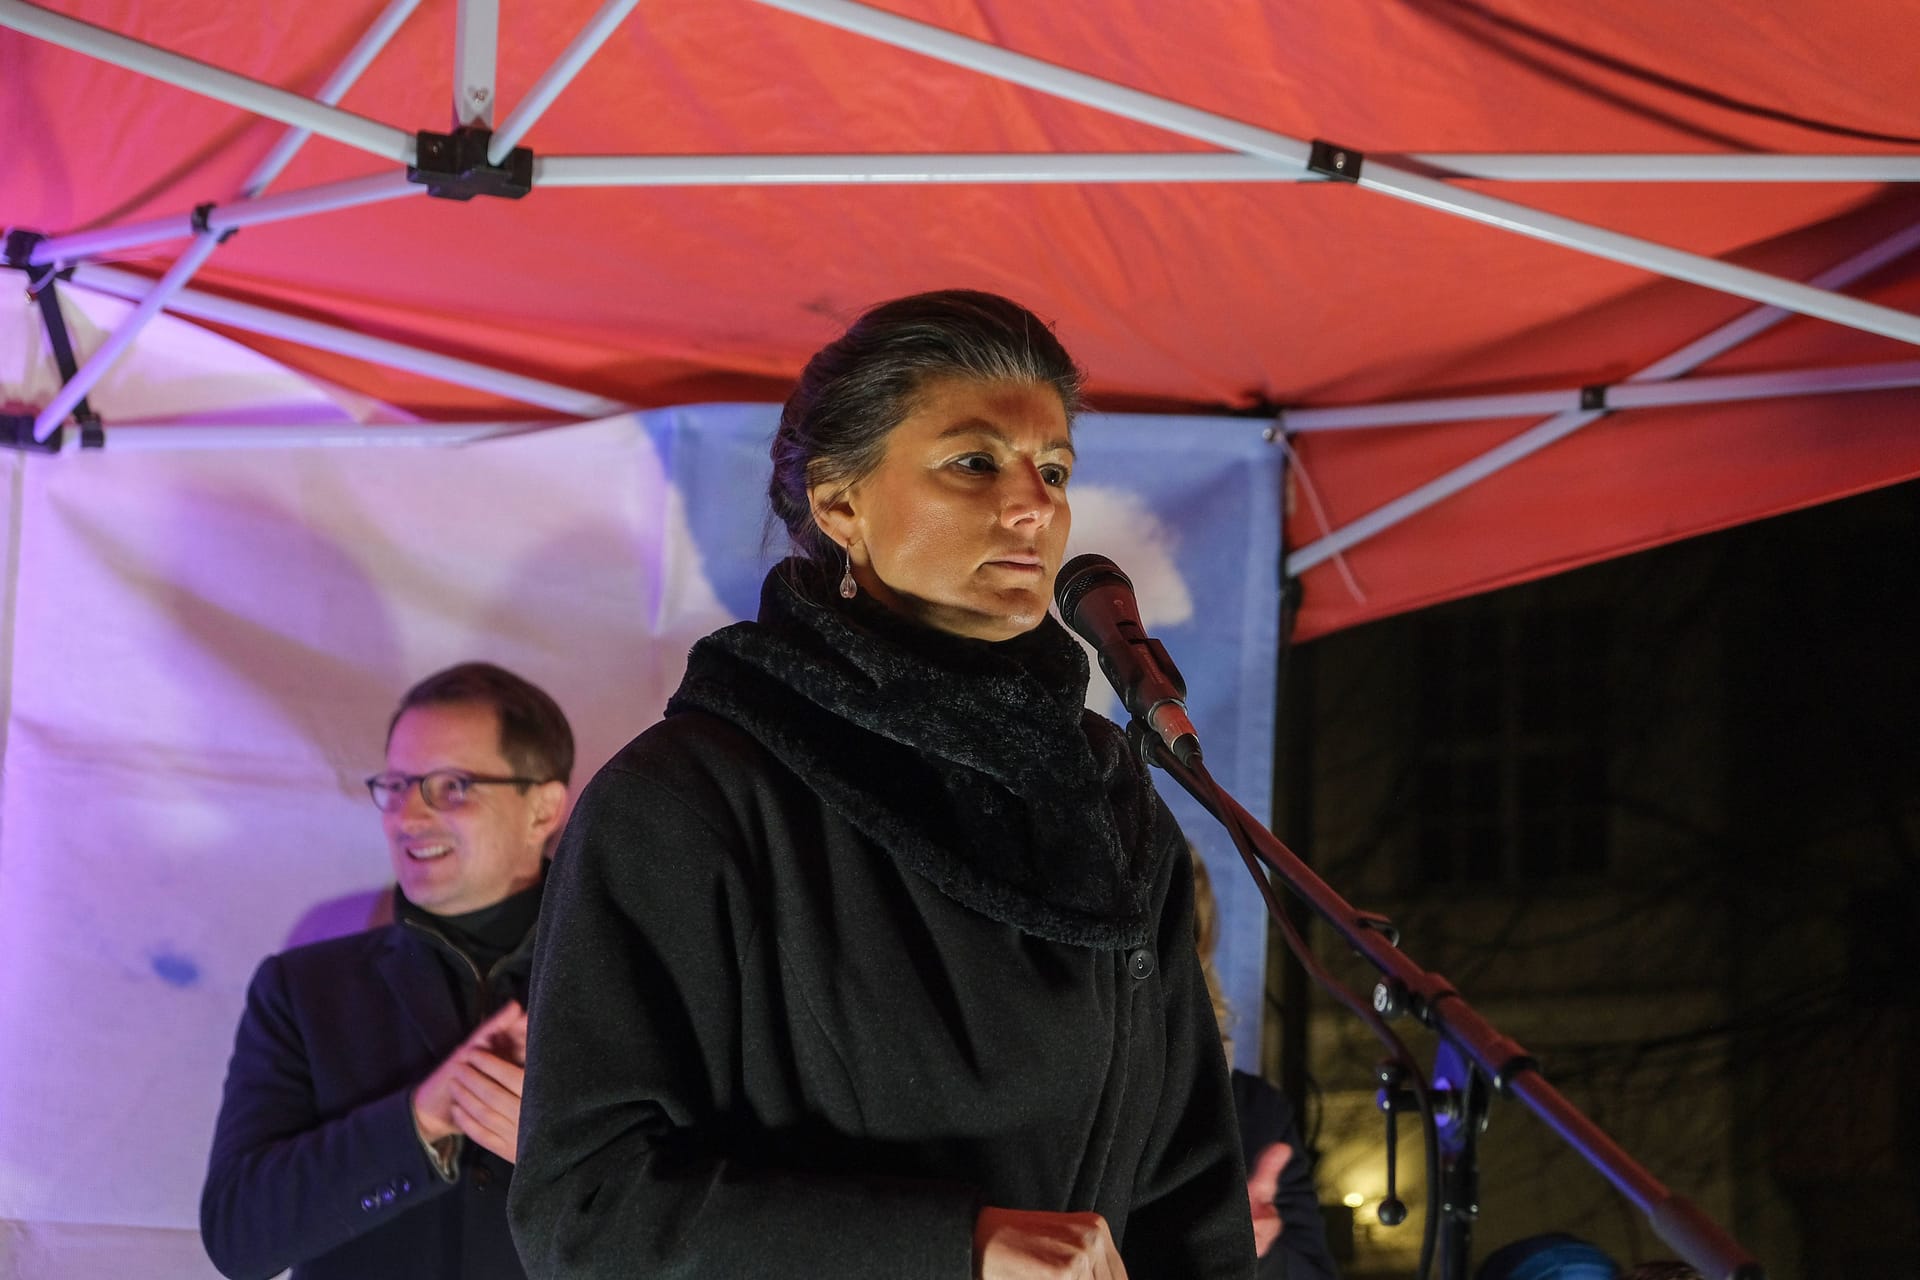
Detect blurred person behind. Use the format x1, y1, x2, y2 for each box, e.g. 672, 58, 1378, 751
1193, 851, 1341, 1279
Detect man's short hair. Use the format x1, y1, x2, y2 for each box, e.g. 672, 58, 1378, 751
388, 662, 575, 786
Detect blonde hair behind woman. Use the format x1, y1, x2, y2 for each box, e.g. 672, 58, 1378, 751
1190, 848, 1235, 1060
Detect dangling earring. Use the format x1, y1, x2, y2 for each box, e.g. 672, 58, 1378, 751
839, 548, 858, 599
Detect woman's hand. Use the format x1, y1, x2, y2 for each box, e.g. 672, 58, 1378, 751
974, 1206, 1130, 1279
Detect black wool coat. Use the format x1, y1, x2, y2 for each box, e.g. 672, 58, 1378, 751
509, 710, 1256, 1279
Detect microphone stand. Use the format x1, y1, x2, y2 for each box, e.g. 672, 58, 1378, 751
1127, 722, 1766, 1280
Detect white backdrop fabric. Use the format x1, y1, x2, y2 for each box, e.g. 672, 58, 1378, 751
0, 406, 1280, 1277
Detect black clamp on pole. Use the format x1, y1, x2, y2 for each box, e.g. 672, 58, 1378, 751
4, 227, 47, 271
1580, 384, 1609, 412
190, 202, 240, 245
407, 128, 534, 201
4, 230, 105, 453
1307, 139, 1364, 183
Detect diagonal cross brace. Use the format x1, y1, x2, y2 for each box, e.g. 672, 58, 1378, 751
15, 0, 425, 444
749, 0, 1920, 351
11, 261, 104, 451
1288, 221, 1920, 574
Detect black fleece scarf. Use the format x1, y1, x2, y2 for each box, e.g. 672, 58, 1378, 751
667, 559, 1165, 949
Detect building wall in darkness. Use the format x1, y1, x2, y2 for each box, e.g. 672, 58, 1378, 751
1265, 479, 1919, 1280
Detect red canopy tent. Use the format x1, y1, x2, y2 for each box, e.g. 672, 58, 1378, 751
5, 0, 1919, 638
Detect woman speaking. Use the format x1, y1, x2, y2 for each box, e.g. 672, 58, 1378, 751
509, 291, 1254, 1279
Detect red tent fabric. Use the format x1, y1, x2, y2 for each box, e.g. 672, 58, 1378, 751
6, 0, 1919, 638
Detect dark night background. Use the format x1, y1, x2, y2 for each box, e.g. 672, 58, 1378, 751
1263, 476, 1917, 1279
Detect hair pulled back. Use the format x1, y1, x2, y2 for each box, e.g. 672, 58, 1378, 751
768, 289, 1084, 567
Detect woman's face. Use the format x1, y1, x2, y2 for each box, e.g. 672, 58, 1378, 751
813, 376, 1074, 642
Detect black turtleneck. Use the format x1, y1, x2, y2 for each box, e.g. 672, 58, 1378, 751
396, 876, 545, 1018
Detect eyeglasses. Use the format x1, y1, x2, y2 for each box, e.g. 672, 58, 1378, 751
364, 769, 543, 813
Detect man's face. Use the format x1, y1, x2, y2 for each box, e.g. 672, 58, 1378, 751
382, 702, 563, 916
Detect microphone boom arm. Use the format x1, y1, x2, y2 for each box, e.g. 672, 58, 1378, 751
1129, 723, 1766, 1280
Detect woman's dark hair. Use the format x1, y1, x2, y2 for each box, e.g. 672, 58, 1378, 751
769, 289, 1084, 566
387, 661, 575, 786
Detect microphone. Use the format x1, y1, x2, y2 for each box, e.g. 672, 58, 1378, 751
1054, 553, 1202, 765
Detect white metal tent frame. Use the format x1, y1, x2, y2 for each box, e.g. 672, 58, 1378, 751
5, 0, 1920, 571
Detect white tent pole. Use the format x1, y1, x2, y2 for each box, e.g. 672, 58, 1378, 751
1286, 390, 1572, 433
750, 0, 1920, 349
0, 0, 414, 164
32, 0, 421, 263
1631, 223, 1920, 378
67, 263, 627, 419
455, 0, 498, 128
246, 0, 426, 194
25, 0, 426, 439
1282, 359, 1920, 435
40, 151, 1908, 254
1406, 154, 1920, 183
22, 184, 424, 424
107, 362, 1920, 448
746, 0, 1310, 163
99, 422, 551, 451
30, 174, 428, 265
1354, 167, 1920, 348
487, 0, 647, 164
1288, 221, 1920, 573
536, 151, 1920, 187
534, 152, 1309, 186
28, 0, 419, 262
1609, 360, 1920, 408
45, 143, 1919, 261
1293, 408, 1611, 575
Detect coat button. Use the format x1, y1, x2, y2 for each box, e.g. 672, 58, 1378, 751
1128, 948, 1156, 980
472, 1163, 494, 1190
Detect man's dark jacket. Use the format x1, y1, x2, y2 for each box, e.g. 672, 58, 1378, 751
1233, 1070, 1340, 1280
200, 909, 530, 1280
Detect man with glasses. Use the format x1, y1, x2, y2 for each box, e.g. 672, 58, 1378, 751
201, 663, 573, 1280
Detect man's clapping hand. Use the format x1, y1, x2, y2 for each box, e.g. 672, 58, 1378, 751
411, 1001, 529, 1163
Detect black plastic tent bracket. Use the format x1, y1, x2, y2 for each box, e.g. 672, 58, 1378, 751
4, 229, 106, 452
3, 227, 47, 270
407, 128, 534, 201
190, 202, 239, 244
0, 413, 69, 454
1308, 139, 1364, 183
